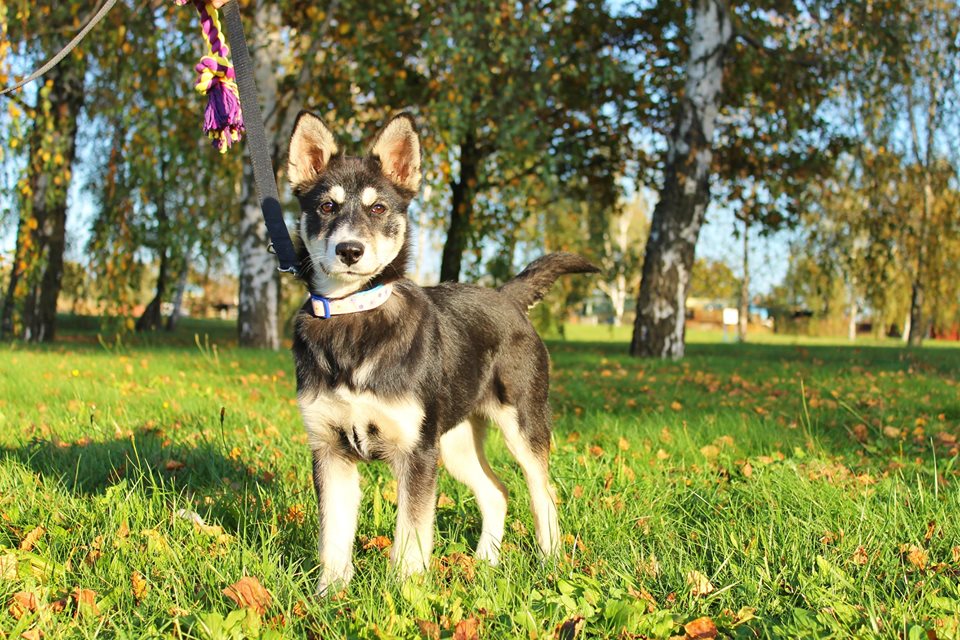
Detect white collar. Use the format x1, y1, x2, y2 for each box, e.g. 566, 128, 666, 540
308, 283, 394, 319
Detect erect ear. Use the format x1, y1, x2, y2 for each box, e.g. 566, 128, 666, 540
288, 111, 339, 192
370, 113, 421, 192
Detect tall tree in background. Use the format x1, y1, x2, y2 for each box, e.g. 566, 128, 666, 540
628, 0, 841, 358
629, 0, 732, 358
1, 3, 92, 342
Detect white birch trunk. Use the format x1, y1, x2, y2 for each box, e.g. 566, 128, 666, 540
631, 0, 732, 359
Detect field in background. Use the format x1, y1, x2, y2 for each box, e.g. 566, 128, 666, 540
1, 317, 958, 638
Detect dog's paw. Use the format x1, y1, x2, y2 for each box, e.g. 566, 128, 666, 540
391, 547, 429, 579
475, 538, 501, 566
317, 564, 354, 597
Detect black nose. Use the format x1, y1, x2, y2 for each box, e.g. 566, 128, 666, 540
335, 241, 365, 266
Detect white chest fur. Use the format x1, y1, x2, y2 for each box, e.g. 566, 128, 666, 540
298, 387, 425, 459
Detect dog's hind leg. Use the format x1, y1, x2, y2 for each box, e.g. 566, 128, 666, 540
439, 418, 509, 565
390, 449, 440, 578
488, 402, 560, 557
312, 449, 362, 595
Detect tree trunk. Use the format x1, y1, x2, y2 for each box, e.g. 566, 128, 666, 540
439, 129, 479, 282
847, 294, 857, 342
7, 55, 85, 343
238, 166, 281, 349
907, 178, 932, 346
166, 253, 190, 331
236, 1, 288, 349
630, 0, 732, 359
738, 217, 749, 343
136, 250, 168, 332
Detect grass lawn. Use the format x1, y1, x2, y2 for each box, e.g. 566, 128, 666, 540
1, 318, 959, 639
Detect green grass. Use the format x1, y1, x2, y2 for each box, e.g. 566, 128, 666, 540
1, 319, 959, 639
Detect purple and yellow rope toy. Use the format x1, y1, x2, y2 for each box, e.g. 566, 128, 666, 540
175, 0, 244, 152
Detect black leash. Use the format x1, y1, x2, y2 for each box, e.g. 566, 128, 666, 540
0, 0, 120, 97
220, 1, 300, 275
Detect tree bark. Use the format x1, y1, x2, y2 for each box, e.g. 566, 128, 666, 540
439, 129, 479, 282
166, 253, 190, 332
136, 249, 168, 332
738, 217, 749, 342
630, 0, 732, 359
6, 55, 85, 342
236, 1, 287, 349
907, 177, 932, 346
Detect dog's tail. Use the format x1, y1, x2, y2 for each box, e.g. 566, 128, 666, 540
498, 252, 600, 311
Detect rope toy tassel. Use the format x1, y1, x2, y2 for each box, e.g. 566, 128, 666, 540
176, 0, 244, 152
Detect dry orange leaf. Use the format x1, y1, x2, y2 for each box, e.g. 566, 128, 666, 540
416, 619, 441, 639
453, 616, 480, 640
72, 588, 99, 618
363, 535, 393, 551
223, 576, 271, 615
685, 616, 718, 639
852, 546, 869, 565
19, 527, 45, 552
8, 591, 39, 619
670, 401, 683, 411
899, 544, 929, 570
437, 493, 455, 508
21, 628, 42, 640
164, 459, 186, 471
131, 571, 149, 603
686, 570, 715, 597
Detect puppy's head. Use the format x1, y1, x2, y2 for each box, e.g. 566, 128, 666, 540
288, 112, 421, 298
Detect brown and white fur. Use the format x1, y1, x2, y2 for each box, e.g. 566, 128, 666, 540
287, 111, 598, 594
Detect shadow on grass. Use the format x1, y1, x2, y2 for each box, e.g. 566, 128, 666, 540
0, 426, 303, 540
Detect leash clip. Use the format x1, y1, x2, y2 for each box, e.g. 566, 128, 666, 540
310, 295, 332, 319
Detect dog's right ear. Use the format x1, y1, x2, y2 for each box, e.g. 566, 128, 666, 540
288, 111, 339, 192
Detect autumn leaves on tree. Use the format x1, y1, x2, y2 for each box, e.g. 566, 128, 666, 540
1, 0, 958, 352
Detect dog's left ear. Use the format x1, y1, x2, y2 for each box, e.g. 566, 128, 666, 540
370, 113, 421, 193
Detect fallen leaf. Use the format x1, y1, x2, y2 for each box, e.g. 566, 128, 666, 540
740, 461, 753, 478
223, 576, 271, 615
899, 544, 928, 570
8, 591, 39, 619
686, 570, 714, 597
363, 536, 392, 551
437, 494, 455, 508
699, 444, 720, 459
453, 617, 480, 640
852, 546, 869, 565
684, 616, 718, 639
19, 527, 45, 552
670, 401, 683, 411
72, 588, 99, 618
164, 459, 186, 471
131, 571, 149, 603
882, 426, 902, 439
416, 619, 441, 639
952, 546, 960, 563
556, 615, 585, 639
436, 552, 477, 581
21, 629, 42, 640
618, 437, 630, 451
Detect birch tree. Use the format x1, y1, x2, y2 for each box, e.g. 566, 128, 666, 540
629, 0, 733, 358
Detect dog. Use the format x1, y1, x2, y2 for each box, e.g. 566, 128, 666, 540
287, 111, 598, 594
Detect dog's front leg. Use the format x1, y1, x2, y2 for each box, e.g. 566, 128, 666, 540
312, 449, 362, 595
390, 449, 439, 578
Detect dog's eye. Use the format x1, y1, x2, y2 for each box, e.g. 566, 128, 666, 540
370, 203, 386, 215
319, 201, 337, 214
